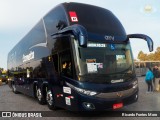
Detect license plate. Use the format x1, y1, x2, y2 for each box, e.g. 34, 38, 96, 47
113, 103, 123, 109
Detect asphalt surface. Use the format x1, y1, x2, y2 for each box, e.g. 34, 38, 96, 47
0, 77, 160, 120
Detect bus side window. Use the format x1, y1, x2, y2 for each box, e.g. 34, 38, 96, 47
33, 65, 47, 78
60, 50, 73, 78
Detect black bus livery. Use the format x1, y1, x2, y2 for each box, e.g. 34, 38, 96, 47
7, 2, 153, 111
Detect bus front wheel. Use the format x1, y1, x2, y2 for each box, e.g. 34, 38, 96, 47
46, 89, 57, 110
36, 87, 46, 105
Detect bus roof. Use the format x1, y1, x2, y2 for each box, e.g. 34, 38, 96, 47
62, 2, 126, 36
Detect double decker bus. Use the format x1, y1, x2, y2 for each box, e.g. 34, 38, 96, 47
7, 2, 153, 111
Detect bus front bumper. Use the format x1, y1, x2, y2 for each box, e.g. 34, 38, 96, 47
76, 89, 138, 111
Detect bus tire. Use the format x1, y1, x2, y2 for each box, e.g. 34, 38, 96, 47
12, 83, 19, 94
36, 87, 46, 105
46, 89, 57, 110
33, 84, 38, 98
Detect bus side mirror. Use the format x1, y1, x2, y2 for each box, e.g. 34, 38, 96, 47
78, 34, 87, 47
127, 34, 154, 52
52, 24, 88, 47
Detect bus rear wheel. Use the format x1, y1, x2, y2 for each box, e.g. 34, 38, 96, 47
46, 90, 57, 110
36, 88, 46, 105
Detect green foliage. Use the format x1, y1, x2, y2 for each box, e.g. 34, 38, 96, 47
0, 68, 3, 71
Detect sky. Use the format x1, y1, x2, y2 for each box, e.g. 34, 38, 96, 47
0, 0, 160, 70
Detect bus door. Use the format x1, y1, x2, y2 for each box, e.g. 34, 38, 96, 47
53, 49, 72, 108
50, 53, 65, 108
51, 36, 75, 109
58, 49, 74, 109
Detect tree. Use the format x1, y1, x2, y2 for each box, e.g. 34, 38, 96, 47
137, 46, 160, 61
147, 53, 155, 61
156, 47, 160, 53
138, 51, 147, 61
154, 47, 160, 61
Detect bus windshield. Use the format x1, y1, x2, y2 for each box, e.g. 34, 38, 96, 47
74, 41, 135, 84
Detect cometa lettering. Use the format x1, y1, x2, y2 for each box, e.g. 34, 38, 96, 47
111, 79, 124, 83
22, 51, 34, 63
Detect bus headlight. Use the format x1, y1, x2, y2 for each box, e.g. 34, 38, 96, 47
74, 87, 97, 96
132, 80, 138, 89
66, 82, 98, 96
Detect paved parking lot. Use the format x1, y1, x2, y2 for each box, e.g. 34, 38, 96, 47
0, 77, 160, 120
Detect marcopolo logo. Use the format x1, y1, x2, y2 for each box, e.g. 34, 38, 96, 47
22, 51, 35, 63
116, 92, 123, 97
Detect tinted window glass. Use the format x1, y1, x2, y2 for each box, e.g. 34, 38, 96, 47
52, 54, 59, 72
60, 50, 73, 78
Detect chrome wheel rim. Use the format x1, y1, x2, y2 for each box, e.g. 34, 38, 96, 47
47, 90, 53, 106
37, 88, 42, 101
